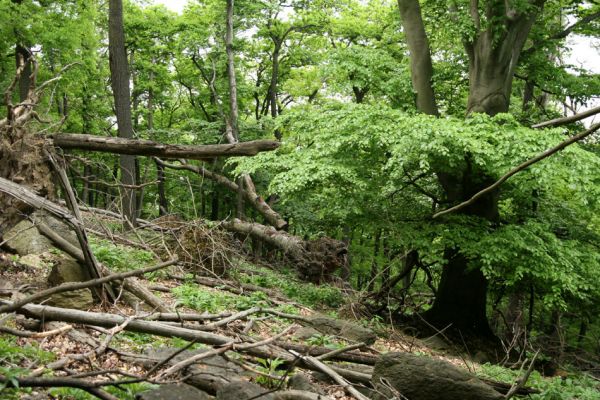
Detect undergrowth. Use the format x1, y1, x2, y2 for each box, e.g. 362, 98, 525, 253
477, 363, 600, 400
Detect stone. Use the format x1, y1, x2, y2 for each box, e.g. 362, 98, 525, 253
371, 352, 503, 400
136, 383, 212, 400
216, 381, 275, 400
46, 288, 94, 309
47, 256, 91, 286
141, 348, 250, 394
3, 219, 52, 256
294, 326, 320, 341
287, 372, 324, 395
46, 256, 93, 310
18, 254, 48, 269
2, 211, 78, 256
307, 315, 377, 345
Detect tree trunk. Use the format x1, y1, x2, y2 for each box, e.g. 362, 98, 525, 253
51, 134, 279, 159
424, 250, 493, 336
108, 0, 137, 227
396, 0, 438, 116
464, 3, 542, 116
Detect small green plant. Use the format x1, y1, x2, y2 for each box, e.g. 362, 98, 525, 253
255, 357, 286, 388
306, 333, 335, 348
90, 238, 154, 272
172, 284, 237, 313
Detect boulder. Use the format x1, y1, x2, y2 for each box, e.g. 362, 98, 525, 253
46, 256, 93, 310
288, 372, 324, 395
216, 381, 275, 400
307, 315, 377, 345
141, 348, 250, 394
136, 383, 212, 400
2, 211, 77, 256
3, 219, 52, 256
372, 352, 503, 400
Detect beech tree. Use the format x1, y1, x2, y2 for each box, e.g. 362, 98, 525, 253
108, 0, 137, 227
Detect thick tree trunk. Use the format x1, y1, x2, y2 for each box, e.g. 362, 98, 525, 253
424, 251, 493, 336
465, 3, 542, 116
108, 0, 137, 227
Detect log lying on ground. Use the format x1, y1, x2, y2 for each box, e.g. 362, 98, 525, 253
50, 134, 279, 160
156, 159, 287, 229
3, 301, 369, 384
223, 219, 347, 283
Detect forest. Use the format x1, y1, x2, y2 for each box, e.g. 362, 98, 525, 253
0, 0, 599, 399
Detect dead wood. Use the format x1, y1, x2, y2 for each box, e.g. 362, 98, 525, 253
0, 258, 177, 314
292, 352, 370, 400
223, 219, 347, 283
51, 134, 279, 160
4, 301, 371, 384
157, 158, 287, 229
36, 219, 173, 312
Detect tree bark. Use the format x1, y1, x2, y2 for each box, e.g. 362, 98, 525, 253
51, 134, 280, 159
397, 0, 438, 116
465, 1, 543, 116
108, 0, 137, 227
223, 219, 347, 283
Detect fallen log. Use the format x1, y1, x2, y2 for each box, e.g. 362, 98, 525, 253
50, 134, 279, 160
3, 301, 369, 384
223, 219, 347, 283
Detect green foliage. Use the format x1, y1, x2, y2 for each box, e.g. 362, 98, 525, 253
236, 265, 344, 308
0, 337, 55, 398
90, 238, 155, 272
231, 102, 600, 318
478, 363, 600, 400
254, 357, 286, 388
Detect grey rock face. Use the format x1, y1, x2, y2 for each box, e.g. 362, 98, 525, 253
136, 383, 212, 400
307, 315, 377, 345
46, 256, 93, 310
371, 352, 503, 400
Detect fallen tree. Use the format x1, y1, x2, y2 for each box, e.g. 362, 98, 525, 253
156, 158, 287, 229
223, 218, 347, 283
50, 134, 280, 160
3, 301, 370, 384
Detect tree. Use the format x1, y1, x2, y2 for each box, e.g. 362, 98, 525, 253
108, 0, 137, 227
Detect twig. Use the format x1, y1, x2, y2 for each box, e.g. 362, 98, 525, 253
504, 350, 540, 400
0, 323, 72, 338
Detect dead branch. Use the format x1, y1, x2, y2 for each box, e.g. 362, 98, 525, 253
0, 375, 119, 400
533, 105, 600, 128
292, 352, 370, 400
433, 123, 600, 219
156, 158, 286, 229
4, 302, 369, 383
0, 323, 72, 338
0, 258, 177, 314
36, 218, 173, 313
50, 134, 279, 160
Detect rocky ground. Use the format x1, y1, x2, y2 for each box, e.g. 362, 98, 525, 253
0, 211, 584, 399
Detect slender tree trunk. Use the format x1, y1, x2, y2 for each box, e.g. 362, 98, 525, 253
367, 229, 382, 292
396, 0, 438, 116
108, 0, 137, 227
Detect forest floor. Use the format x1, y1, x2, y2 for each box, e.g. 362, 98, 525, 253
1, 211, 599, 399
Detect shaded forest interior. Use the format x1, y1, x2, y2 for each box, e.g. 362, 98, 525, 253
0, 0, 600, 399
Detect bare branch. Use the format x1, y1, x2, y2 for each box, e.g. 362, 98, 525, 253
433, 123, 600, 218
